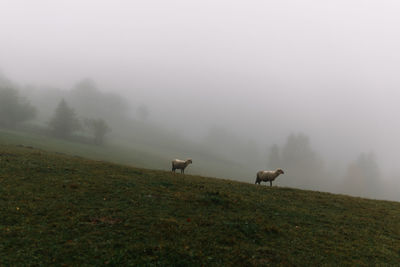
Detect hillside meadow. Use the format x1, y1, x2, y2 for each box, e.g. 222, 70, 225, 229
1, 143, 400, 265
0, 128, 253, 181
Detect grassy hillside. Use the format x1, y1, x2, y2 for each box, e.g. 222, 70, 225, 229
1, 144, 400, 265
0, 128, 254, 181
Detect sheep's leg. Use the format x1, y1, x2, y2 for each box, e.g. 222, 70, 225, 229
270, 181, 272, 187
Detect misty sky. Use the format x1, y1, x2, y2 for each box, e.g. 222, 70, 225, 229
2, 0, 400, 172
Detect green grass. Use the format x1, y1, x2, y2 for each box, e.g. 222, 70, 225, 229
1, 144, 400, 266
0, 128, 169, 169
0, 128, 254, 181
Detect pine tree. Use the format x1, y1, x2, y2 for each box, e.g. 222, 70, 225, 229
0, 86, 36, 128
49, 99, 80, 138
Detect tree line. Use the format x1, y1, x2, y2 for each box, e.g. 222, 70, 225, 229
0, 74, 388, 200
0, 82, 111, 145
266, 133, 382, 199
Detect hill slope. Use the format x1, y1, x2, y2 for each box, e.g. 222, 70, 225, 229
0, 128, 254, 181
1, 144, 400, 265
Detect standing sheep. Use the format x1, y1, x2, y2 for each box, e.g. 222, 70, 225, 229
255, 169, 284, 186
172, 159, 192, 174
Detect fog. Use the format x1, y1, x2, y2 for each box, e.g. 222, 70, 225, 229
1, 1, 400, 201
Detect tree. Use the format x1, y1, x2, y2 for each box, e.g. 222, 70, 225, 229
0, 86, 36, 128
69, 78, 130, 123
267, 144, 281, 169
341, 152, 381, 198
84, 118, 111, 145
49, 99, 80, 138
279, 133, 325, 190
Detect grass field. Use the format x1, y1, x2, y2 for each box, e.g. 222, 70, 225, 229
1, 144, 400, 265
0, 128, 253, 182
0, 128, 169, 169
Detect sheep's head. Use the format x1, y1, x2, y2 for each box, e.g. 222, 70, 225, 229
186, 159, 193, 164
276, 169, 284, 175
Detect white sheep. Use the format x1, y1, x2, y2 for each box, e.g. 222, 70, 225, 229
255, 169, 284, 186
171, 159, 192, 174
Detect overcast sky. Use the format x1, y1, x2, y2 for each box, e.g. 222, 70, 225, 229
1, 0, 400, 171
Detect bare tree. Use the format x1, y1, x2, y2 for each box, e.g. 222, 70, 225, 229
84, 118, 111, 145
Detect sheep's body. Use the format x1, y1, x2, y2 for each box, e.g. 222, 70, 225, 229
255, 169, 284, 186
172, 159, 192, 174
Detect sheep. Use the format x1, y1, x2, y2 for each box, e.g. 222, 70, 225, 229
171, 159, 192, 174
255, 169, 284, 186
